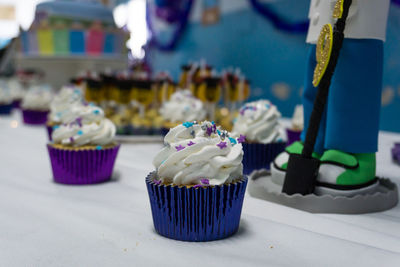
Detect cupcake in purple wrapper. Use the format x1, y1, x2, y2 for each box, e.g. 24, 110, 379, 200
21, 85, 52, 125
286, 104, 303, 146
0, 84, 13, 115
147, 121, 247, 242
46, 85, 83, 140
233, 100, 286, 174
48, 104, 119, 185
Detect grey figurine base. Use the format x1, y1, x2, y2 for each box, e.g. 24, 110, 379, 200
248, 169, 398, 214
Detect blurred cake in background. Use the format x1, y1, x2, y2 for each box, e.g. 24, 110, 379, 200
19, 1, 127, 57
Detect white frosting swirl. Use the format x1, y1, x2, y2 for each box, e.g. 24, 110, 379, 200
0, 85, 12, 104
153, 121, 243, 186
52, 105, 116, 146
233, 100, 285, 144
8, 79, 25, 100
291, 105, 304, 130
49, 86, 83, 123
21, 86, 52, 110
160, 90, 206, 123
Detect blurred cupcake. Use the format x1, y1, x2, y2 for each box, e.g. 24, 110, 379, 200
286, 105, 303, 146
46, 85, 83, 140
8, 78, 25, 109
21, 86, 52, 125
233, 100, 286, 174
48, 104, 120, 184
159, 89, 206, 135
0, 84, 13, 115
147, 121, 247, 241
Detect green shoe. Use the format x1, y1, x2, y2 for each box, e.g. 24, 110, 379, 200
316, 150, 379, 196
271, 141, 320, 185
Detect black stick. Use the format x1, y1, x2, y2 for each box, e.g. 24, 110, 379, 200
282, 0, 353, 195
302, 0, 352, 158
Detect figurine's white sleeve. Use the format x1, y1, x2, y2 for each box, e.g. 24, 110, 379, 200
306, 0, 390, 44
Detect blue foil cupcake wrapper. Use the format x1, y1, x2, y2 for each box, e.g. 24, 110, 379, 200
0, 103, 13, 115
146, 172, 248, 242
242, 142, 286, 174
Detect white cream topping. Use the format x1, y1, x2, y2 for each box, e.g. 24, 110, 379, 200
52, 105, 116, 146
0, 85, 13, 104
160, 90, 206, 123
21, 86, 52, 110
153, 121, 243, 186
8, 79, 25, 100
49, 85, 83, 123
233, 100, 285, 144
291, 105, 304, 130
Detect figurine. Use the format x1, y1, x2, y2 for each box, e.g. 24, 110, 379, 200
272, 0, 391, 196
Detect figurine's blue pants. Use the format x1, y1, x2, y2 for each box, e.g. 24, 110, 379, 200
301, 39, 383, 155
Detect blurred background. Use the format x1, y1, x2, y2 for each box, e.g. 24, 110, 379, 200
1, 0, 400, 132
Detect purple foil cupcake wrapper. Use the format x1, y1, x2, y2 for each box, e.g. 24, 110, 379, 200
242, 142, 286, 174
22, 109, 49, 125
286, 128, 302, 146
47, 144, 120, 185
146, 172, 248, 242
0, 104, 13, 115
391, 143, 400, 164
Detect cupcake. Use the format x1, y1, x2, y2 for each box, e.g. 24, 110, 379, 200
0, 83, 13, 115
159, 89, 206, 135
8, 78, 25, 109
147, 121, 247, 241
286, 105, 303, 146
233, 100, 286, 174
48, 104, 120, 184
21, 86, 52, 125
47, 85, 83, 140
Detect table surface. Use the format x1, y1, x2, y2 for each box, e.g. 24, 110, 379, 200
1, 112, 400, 267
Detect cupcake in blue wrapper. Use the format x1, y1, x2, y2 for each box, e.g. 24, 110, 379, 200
8, 78, 26, 110
233, 100, 286, 174
147, 121, 247, 242
0, 83, 14, 115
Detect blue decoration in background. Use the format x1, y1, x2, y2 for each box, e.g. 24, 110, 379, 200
103, 33, 115, 54
69, 30, 85, 54
146, 0, 194, 51
249, 0, 309, 33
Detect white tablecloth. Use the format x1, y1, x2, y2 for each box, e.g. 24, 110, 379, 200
1, 112, 400, 267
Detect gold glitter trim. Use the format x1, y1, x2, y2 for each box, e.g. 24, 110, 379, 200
313, 24, 333, 87
48, 142, 118, 151
333, 0, 344, 19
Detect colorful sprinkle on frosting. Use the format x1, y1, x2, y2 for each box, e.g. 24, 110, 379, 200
229, 137, 237, 145
175, 144, 185, 151
217, 141, 227, 149
182, 121, 194, 128
237, 134, 246, 143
